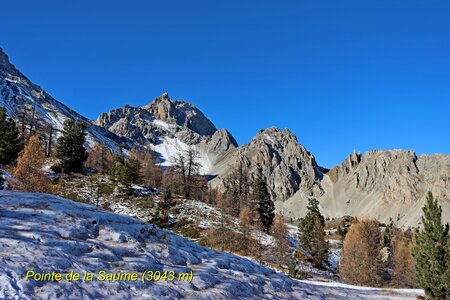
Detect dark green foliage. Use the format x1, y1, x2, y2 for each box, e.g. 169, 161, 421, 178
412, 192, 450, 300
309, 219, 329, 268
50, 164, 62, 173
298, 198, 325, 250
0, 169, 4, 189
288, 261, 298, 278
0, 107, 22, 165
155, 189, 175, 228
160, 189, 175, 212
253, 177, 274, 232
55, 119, 88, 173
109, 156, 141, 189
298, 198, 328, 266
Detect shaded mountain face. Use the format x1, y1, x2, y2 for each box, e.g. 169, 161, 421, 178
96, 94, 238, 173
0, 48, 127, 150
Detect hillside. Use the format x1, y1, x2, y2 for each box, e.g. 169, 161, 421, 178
0, 191, 424, 299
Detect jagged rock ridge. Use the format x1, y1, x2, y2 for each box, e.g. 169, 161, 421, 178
282, 149, 450, 227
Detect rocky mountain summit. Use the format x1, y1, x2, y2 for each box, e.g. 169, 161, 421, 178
95, 93, 238, 173
210, 127, 323, 202
0, 47, 126, 150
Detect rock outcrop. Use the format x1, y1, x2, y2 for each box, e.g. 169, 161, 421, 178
210, 127, 323, 202
305, 150, 449, 227
329, 150, 449, 205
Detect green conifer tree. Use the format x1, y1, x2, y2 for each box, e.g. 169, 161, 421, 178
55, 119, 88, 173
0, 107, 22, 165
298, 198, 325, 250
0, 169, 5, 189
412, 192, 450, 300
298, 198, 328, 266
253, 177, 274, 232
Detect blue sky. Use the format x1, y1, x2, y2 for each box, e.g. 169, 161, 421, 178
1, 1, 449, 168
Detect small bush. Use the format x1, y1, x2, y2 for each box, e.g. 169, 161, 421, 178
180, 226, 200, 239
288, 262, 298, 278
137, 196, 154, 209
98, 183, 114, 195
50, 164, 63, 173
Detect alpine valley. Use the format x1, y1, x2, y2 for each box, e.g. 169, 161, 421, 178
2, 47, 448, 228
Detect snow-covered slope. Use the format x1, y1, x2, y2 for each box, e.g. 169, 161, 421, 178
0, 47, 128, 151
0, 191, 423, 299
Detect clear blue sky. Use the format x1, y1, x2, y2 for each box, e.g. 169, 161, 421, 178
2, 1, 449, 168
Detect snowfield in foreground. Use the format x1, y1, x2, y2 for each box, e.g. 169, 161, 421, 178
0, 191, 423, 299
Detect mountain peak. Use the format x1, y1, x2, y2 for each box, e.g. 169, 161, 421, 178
144, 94, 217, 136
151, 92, 170, 104
0, 47, 8, 63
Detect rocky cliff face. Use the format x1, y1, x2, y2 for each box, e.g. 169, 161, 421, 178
330, 150, 449, 205
0, 48, 127, 150
210, 127, 323, 202
301, 150, 450, 227
96, 93, 237, 173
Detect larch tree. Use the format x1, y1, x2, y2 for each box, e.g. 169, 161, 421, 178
140, 150, 162, 188
85, 142, 114, 174
239, 205, 253, 255
392, 231, 417, 288
223, 163, 251, 217
339, 219, 385, 286
172, 149, 201, 198
412, 192, 450, 300
12, 135, 51, 193
253, 177, 274, 233
270, 213, 290, 266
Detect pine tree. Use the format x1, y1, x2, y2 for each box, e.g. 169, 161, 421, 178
309, 219, 329, 268
55, 119, 88, 173
253, 177, 274, 232
157, 189, 175, 226
298, 198, 325, 251
412, 192, 450, 300
0, 107, 22, 165
109, 156, 141, 191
